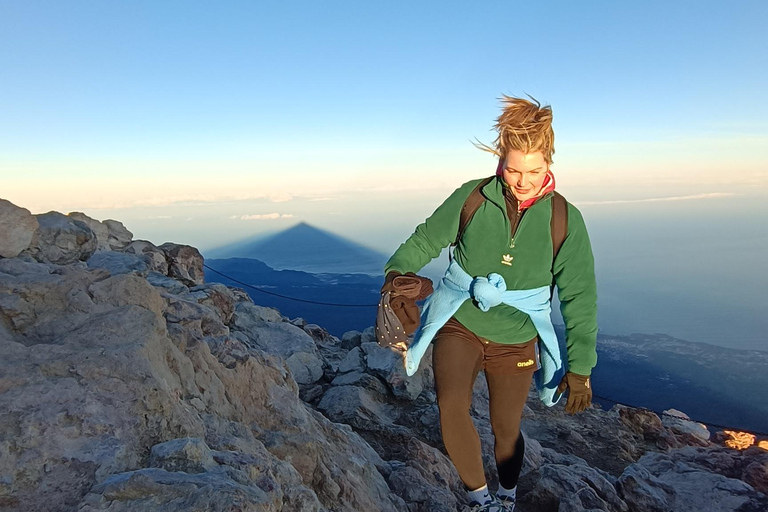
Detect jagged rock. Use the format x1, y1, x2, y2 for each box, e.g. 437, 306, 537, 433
147, 271, 190, 295
163, 294, 228, 337
232, 308, 313, 354
362, 341, 424, 401
299, 384, 324, 403
317, 385, 399, 431
330, 370, 389, 395
0, 257, 407, 512
159, 242, 203, 286
303, 323, 336, 344
661, 409, 710, 442
0, 199, 38, 258
230, 304, 326, 386
89, 274, 165, 317
79, 468, 276, 512
204, 334, 252, 369
523, 433, 546, 473
209, 448, 322, 511
103, 219, 133, 250
303, 328, 346, 376
618, 406, 664, 437
231, 302, 284, 329
148, 437, 218, 473
741, 450, 768, 495
522, 462, 629, 512
228, 287, 253, 304
290, 317, 308, 328
387, 438, 466, 512
189, 283, 238, 325
21, 211, 97, 264
340, 329, 362, 350
338, 346, 365, 374
123, 240, 169, 274
87, 250, 150, 277
618, 448, 768, 511
360, 325, 376, 344
286, 351, 324, 385
615, 463, 677, 512
68, 212, 110, 251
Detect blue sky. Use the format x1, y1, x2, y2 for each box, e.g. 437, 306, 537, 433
1, 0, 767, 252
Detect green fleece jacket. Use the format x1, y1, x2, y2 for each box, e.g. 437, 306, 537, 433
384, 176, 598, 376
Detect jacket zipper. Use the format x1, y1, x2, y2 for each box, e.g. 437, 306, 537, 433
509, 208, 522, 248
506, 191, 554, 249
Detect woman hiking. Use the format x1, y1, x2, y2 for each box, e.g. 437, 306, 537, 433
379, 95, 598, 511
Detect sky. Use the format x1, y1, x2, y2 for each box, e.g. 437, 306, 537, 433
1, 1, 767, 349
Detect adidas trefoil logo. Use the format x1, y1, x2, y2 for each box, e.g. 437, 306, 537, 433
501, 254, 513, 266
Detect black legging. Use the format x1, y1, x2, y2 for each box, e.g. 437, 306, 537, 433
433, 319, 533, 490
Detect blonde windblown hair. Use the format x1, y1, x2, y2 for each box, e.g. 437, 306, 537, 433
474, 94, 555, 164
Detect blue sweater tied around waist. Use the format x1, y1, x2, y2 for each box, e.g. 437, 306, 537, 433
404, 258, 565, 406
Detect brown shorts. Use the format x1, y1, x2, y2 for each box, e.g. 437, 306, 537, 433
434, 316, 541, 375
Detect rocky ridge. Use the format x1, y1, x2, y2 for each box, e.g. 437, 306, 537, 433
0, 199, 766, 512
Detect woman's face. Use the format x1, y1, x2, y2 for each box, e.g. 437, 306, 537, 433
502, 150, 550, 201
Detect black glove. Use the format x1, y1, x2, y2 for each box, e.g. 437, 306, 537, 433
556, 372, 592, 414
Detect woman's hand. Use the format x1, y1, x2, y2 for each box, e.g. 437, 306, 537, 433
556, 372, 592, 414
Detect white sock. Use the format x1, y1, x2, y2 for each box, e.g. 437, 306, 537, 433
497, 483, 517, 501
468, 483, 492, 504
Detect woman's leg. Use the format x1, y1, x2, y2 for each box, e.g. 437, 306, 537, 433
432, 323, 485, 490
486, 370, 533, 489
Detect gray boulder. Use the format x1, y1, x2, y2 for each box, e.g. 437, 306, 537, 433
362, 341, 425, 401
338, 346, 365, 374
330, 370, 389, 395
617, 448, 768, 512
159, 242, 204, 286
189, 282, 238, 325
661, 409, 710, 442
0, 199, 38, 258
68, 212, 110, 251
87, 250, 150, 277
147, 271, 189, 295
21, 211, 97, 264
286, 351, 325, 385
124, 240, 169, 274
148, 437, 218, 474
317, 385, 399, 431
79, 468, 276, 512
387, 438, 467, 512
103, 219, 133, 250
523, 462, 629, 512
340, 329, 363, 350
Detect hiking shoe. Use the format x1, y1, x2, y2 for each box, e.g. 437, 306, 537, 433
495, 494, 516, 511
468, 499, 503, 512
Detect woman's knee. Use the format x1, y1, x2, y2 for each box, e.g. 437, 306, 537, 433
490, 415, 521, 442
436, 393, 473, 420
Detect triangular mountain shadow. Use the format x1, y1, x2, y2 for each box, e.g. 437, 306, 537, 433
204, 222, 388, 276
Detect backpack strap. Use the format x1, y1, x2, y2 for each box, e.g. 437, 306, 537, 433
550, 191, 569, 300
550, 191, 568, 259
454, 176, 495, 247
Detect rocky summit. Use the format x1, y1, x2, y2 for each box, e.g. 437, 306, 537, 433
0, 198, 766, 512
